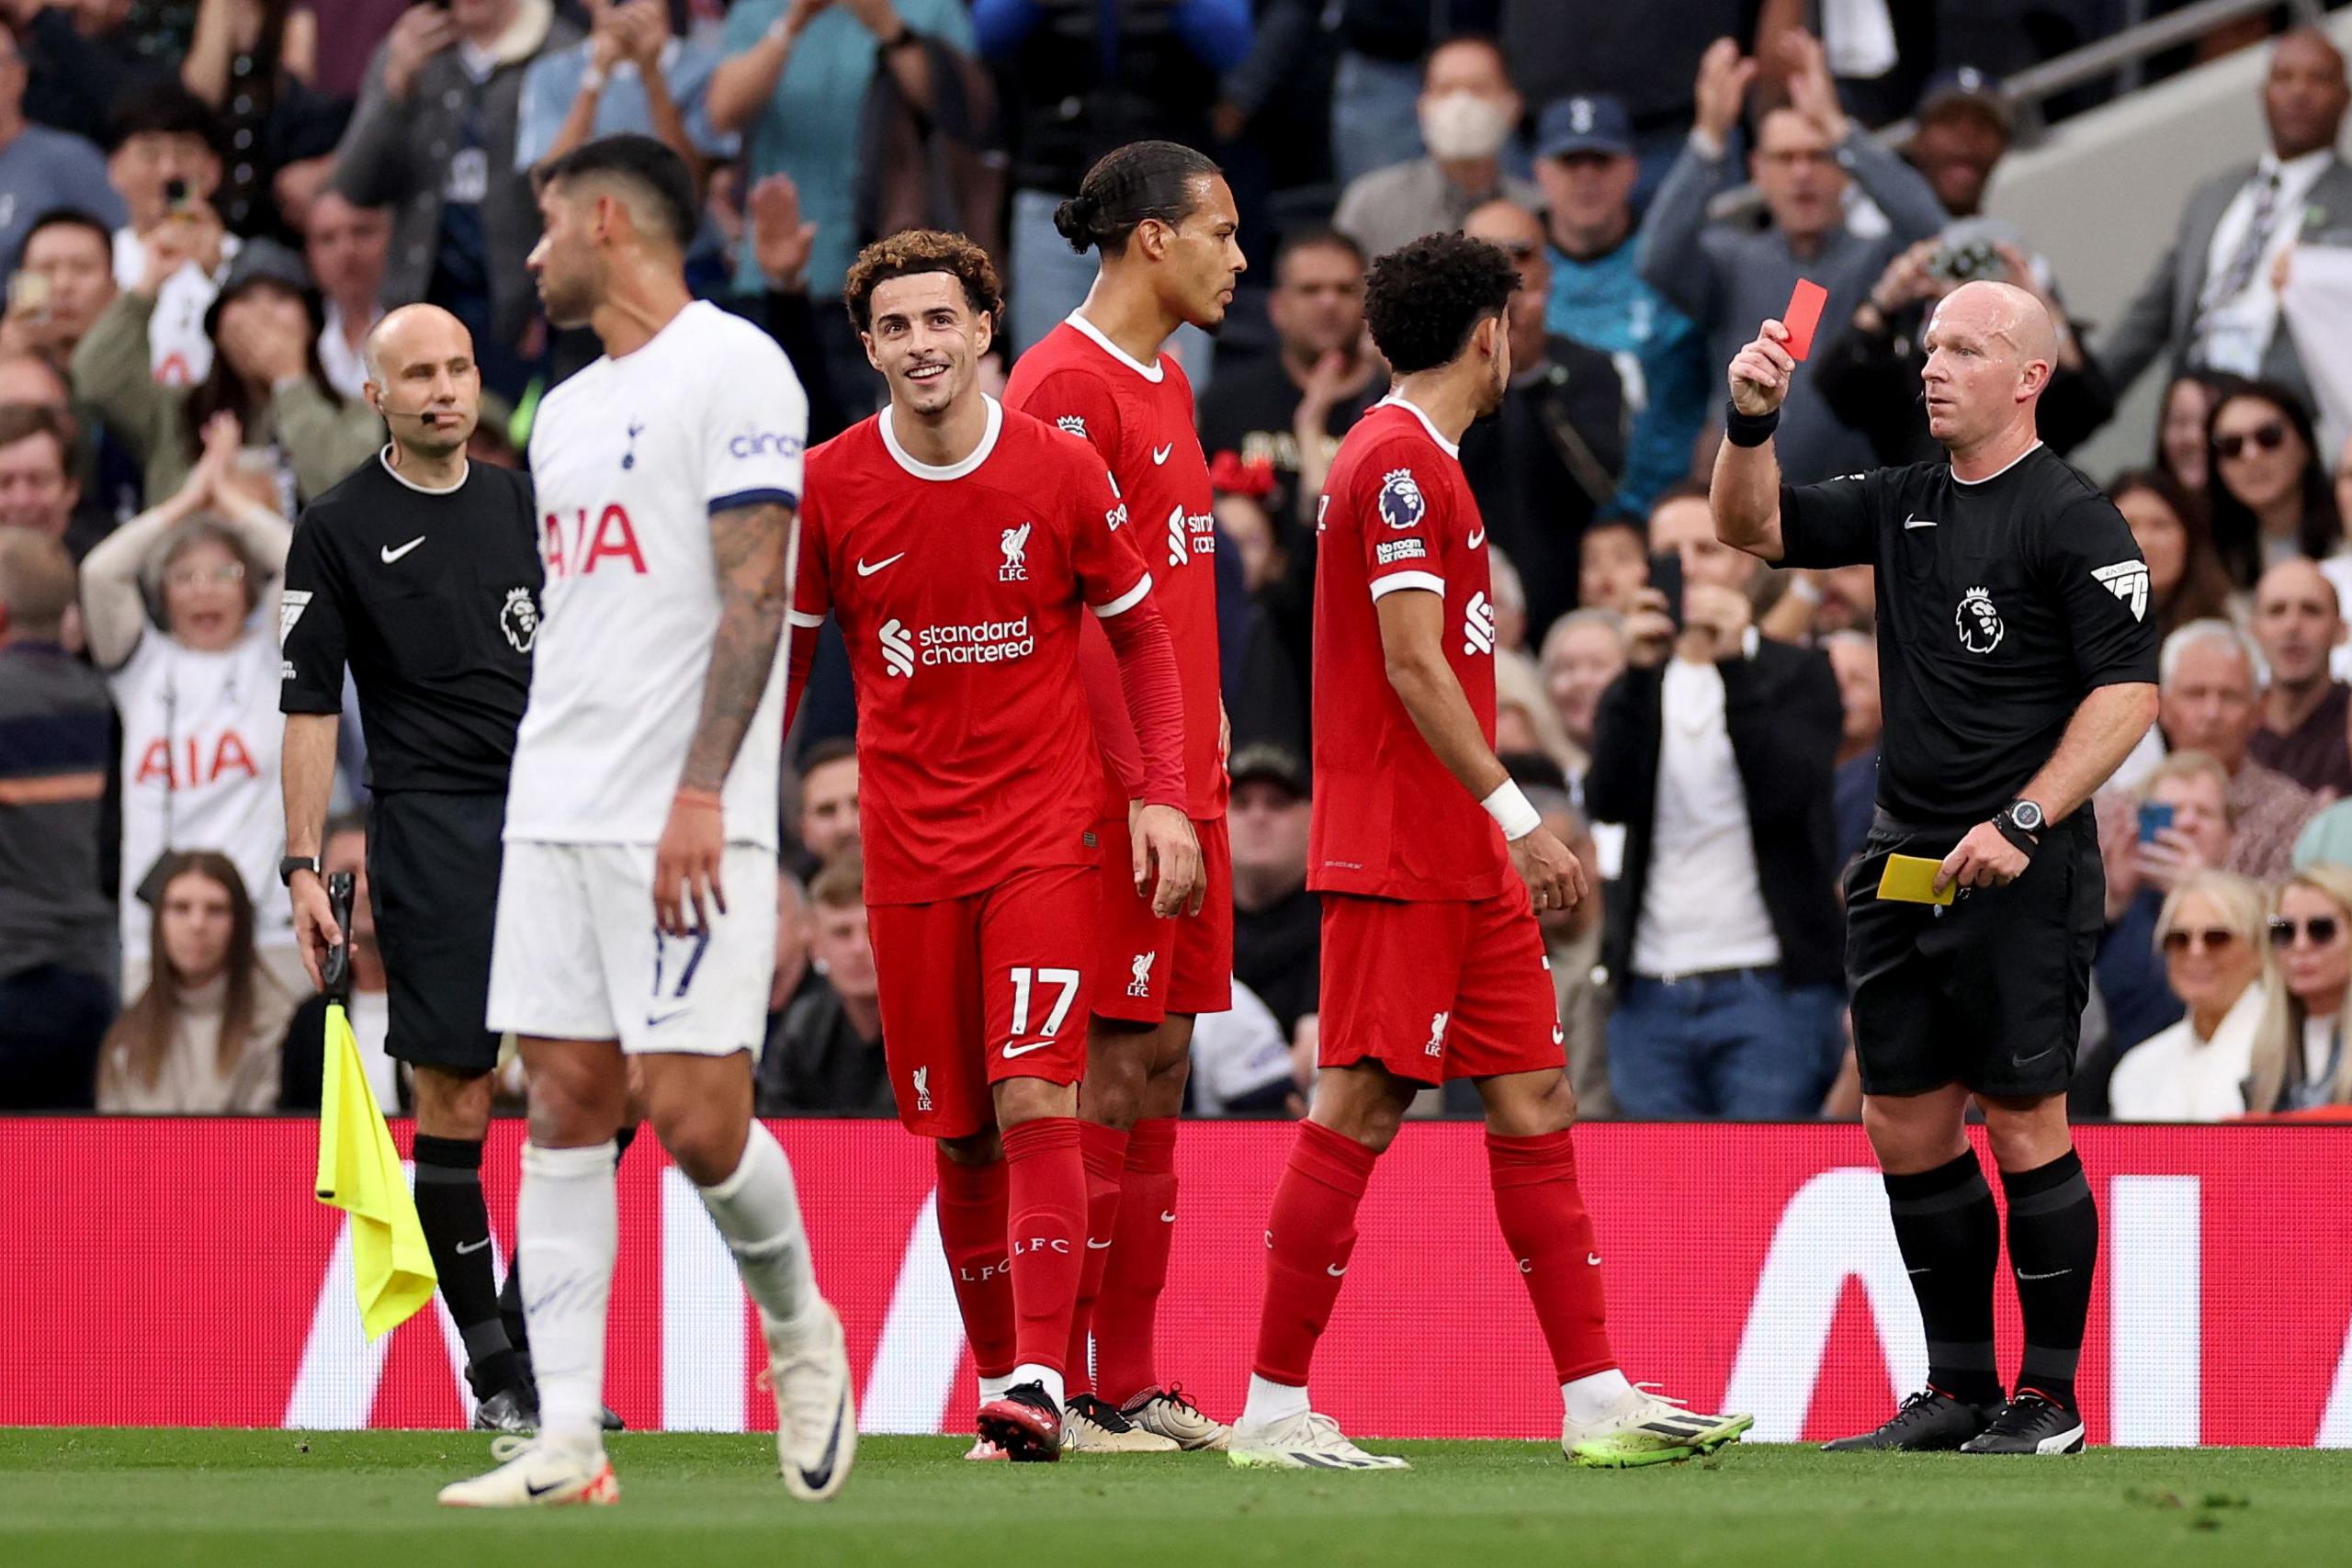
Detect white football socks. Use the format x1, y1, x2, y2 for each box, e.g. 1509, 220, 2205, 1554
1242, 1373, 1311, 1427
1563, 1368, 1634, 1424
518, 1140, 618, 1453
696, 1121, 820, 1348
1010, 1363, 1066, 1409
978, 1372, 1013, 1404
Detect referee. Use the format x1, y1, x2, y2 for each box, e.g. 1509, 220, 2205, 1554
278, 303, 542, 1430
1712, 280, 2158, 1455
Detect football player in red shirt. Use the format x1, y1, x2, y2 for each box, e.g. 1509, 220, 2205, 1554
783, 231, 1202, 1461
1002, 140, 1245, 1453
1226, 234, 1753, 1472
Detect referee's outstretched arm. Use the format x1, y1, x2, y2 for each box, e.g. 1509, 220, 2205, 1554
1712, 318, 1797, 563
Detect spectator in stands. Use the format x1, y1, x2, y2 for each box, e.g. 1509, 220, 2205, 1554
1755, 559, 1877, 647
978, 0, 1248, 365
1826, 627, 1880, 873
2098, 28, 2352, 422
1816, 232, 2111, 468
1332, 37, 1538, 267
0, 402, 82, 555
96, 850, 295, 1111
80, 412, 298, 998
2251, 864, 2352, 1112
1, 208, 119, 372
182, 0, 319, 238
792, 735, 859, 877
2249, 558, 2352, 798
517, 0, 733, 183
0, 18, 125, 265
1584, 491, 1845, 1118
713, 0, 978, 400
102, 87, 230, 386
1532, 92, 1705, 518
757, 852, 891, 1116
2205, 378, 2341, 590
1200, 226, 1374, 532
2109, 468, 2235, 639
1540, 606, 1626, 776
74, 235, 379, 504
334, 0, 586, 400
2109, 870, 2270, 1122
0, 529, 114, 1110
1906, 71, 2010, 221
302, 192, 390, 403
1185, 979, 1295, 1116
1227, 742, 1316, 1042
1636, 30, 1947, 484
766, 868, 818, 1033
8, 0, 175, 146
275, 812, 402, 1113
0, 348, 141, 541
1529, 784, 1611, 1119
1323, 0, 1429, 189
1575, 516, 1646, 615
316, 0, 408, 101
1454, 197, 1626, 652
2159, 618, 2321, 881
2093, 751, 2233, 1092
738, 171, 852, 442
2158, 371, 2230, 502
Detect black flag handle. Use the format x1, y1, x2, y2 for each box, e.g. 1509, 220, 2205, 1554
322, 870, 356, 1007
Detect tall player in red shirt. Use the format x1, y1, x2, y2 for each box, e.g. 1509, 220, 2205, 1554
783, 231, 1201, 1461
1227, 234, 1753, 1472
1001, 140, 1245, 1453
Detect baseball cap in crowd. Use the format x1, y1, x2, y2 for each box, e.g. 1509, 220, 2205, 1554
1916, 68, 2012, 138
1535, 94, 1634, 161
1228, 742, 1308, 800
203, 237, 322, 339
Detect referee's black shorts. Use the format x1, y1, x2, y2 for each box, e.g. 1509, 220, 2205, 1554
367, 789, 506, 1074
1843, 807, 2104, 1100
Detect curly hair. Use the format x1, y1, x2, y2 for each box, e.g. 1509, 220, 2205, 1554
1053, 141, 1221, 256
843, 229, 1004, 333
1363, 234, 1518, 376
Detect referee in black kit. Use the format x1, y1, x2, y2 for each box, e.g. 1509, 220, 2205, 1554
1712, 280, 2158, 1456
278, 303, 543, 1430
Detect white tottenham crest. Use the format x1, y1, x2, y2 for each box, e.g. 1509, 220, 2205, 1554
912, 1066, 932, 1112
2093, 560, 2152, 622
500, 586, 539, 652
1127, 950, 1156, 998
1955, 584, 2004, 654
999, 523, 1031, 581
1463, 590, 1495, 656
1378, 468, 1426, 530
1424, 1010, 1450, 1057
879, 618, 916, 679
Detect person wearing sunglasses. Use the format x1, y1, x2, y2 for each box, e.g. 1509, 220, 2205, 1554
2204, 379, 2344, 589
2110, 869, 2271, 1121
2248, 864, 2352, 1111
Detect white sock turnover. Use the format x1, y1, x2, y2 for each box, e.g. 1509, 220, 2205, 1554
1563, 1368, 1634, 1424
1242, 1373, 1311, 1428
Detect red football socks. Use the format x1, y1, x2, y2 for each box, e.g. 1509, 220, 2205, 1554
933, 1146, 1015, 1379
1250, 1119, 1379, 1388
1001, 1117, 1087, 1378
1092, 1115, 1179, 1405
1063, 1121, 1130, 1397
1487, 1129, 1616, 1382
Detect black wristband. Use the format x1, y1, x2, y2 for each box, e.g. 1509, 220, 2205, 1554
1724, 400, 1780, 447
1992, 814, 2041, 856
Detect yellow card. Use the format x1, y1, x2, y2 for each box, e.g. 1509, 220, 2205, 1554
1876, 853, 1954, 907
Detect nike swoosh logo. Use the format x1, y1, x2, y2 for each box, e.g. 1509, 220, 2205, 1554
524, 1476, 567, 1498
1903, 515, 1936, 530
455, 1238, 492, 1256
1908, 1266, 1933, 1276
1159, 1211, 1177, 1223
856, 552, 905, 577
1151, 444, 1173, 465
1326, 1263, 1348, 1278
1001, 1039, 1056, 1058
794, 1393, 849, 1494
380, 536, 425, 563
646, 1007, 692, 1029
1466, 527, 1486, 547
1086, 1238, 1113, 1249
2016, 1268, 2073, 1281
1587, 1253, 1603, 1266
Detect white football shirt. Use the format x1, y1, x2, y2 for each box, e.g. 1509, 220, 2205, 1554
506, 301, 808, 848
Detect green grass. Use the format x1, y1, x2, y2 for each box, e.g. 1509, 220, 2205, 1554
2, 1430, 2346, 1568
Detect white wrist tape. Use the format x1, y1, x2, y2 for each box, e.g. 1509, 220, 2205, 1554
1481, 780, 1542, 841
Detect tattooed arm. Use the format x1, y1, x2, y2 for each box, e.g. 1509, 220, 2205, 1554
653, 497, 798, 935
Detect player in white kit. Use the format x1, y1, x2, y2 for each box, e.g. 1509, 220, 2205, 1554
439, 136, 854, 1509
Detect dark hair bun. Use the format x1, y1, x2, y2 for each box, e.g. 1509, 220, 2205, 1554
1052, 194, 1099, 254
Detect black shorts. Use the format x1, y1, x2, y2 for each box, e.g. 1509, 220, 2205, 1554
368, 789, 506, 1073
1843, 807, 2104, 1100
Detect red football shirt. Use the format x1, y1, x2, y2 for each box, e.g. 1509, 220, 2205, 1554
1004, 312, 1225, 818
793, 399, 1156, 905
1309, 397, 1508, 903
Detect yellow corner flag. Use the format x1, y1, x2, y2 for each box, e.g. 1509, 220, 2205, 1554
314, 998, 437, 1340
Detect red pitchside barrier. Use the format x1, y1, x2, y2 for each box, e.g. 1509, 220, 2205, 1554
1, 1119, 2347, 1445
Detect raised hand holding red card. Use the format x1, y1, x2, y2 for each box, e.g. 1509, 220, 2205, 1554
1781, 277, 1828, 361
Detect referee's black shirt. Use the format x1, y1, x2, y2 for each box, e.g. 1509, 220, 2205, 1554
1778, 444, 2160, 828
279, 451, 540, 793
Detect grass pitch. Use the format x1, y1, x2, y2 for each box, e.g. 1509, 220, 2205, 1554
3, 1430, 2346, 1568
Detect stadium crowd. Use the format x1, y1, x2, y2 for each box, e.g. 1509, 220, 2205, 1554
3, 0, 2352, 1125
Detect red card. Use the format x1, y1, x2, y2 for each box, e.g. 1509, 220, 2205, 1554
1781, 277, 1828, 361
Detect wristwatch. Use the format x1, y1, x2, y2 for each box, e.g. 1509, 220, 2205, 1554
279, 854, 322, 886
1993, 799, 2044, 854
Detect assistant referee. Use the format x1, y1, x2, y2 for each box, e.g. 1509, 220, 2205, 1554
278, 303, 542, 1429
1712, 280, 2158, 1456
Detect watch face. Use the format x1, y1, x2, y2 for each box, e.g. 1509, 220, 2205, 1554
2013, 801, 2044, 831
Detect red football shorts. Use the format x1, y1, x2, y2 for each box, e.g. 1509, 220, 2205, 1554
1089, 812, 1234, 1025
866, 862, 1100, 1139
1317, 879, 1562, 1085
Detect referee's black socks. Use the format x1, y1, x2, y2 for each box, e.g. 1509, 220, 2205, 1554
1883, 1150, 2003, 1410
1999, 1148, 2098, 1411
413, 1134, 526, 1400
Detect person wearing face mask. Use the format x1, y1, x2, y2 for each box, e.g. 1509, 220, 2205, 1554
2250, 863, 2352, 1112
79, 409, 297, 1004
1331, 36, 1540, 266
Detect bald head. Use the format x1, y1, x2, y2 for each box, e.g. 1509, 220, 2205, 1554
0, 527, 76, 642
2268, 25, 2350, 159
2253, 554, 2344, 690
1939, 279, 2056, 361
364, 304, 481, 460
1920, 281, 2056, 457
